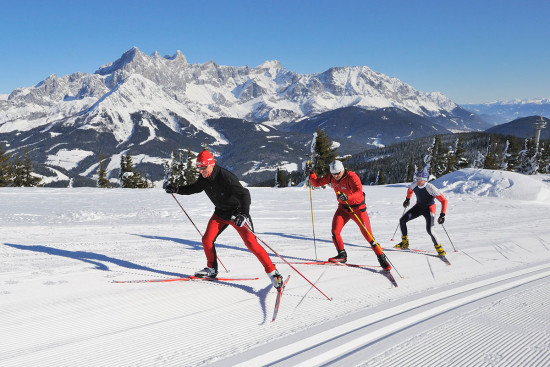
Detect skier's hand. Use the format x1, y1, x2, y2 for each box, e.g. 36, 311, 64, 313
438, 213, 445, 224
403, 198, 410, 208
337, 192, 348, 201
165, 184, 178, 194
233, 213, 249, 227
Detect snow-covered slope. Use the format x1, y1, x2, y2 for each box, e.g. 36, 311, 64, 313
1, 169, 550, 366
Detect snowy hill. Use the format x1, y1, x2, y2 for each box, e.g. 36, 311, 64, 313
0, 47, 487, 186
1, 169, 550, 366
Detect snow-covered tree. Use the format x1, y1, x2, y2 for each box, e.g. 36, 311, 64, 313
97, 153, 111, 188
0, 142, 13, 187
516, 138, 539, 175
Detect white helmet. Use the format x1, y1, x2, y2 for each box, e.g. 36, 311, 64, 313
329, 160, 344, 174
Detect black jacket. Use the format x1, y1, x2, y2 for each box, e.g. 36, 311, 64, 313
176, 165, 251, 220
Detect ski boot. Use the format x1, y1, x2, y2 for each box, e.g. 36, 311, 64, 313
434, 244, 446, 257
394, 235, 409, 249
194, 267, 218, 278
328, 249, 347, 263
268, 269, 283, 289
377, 253, 392, 271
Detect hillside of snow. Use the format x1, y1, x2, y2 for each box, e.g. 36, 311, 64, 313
1, 169, 550, 366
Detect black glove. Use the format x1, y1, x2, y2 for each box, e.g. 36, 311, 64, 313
304, 161, 314, 175
337, 192, 348, 201
165, 184, 178, 194
438, 213, 445, 224
233, 213, 250, 227
403, 198, 410, 208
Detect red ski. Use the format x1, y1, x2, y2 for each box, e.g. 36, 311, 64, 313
272, 275, 290, 322
112, 276, 259, 284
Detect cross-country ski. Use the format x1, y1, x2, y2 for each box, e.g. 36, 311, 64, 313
272, 275, 291, 322
112, 276, 259, 284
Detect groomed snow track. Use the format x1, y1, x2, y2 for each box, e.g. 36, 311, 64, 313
214, 262, 550, 366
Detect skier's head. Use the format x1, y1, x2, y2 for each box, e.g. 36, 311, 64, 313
196, 150, 215, 178
414, 169, 429, 182
329, 160, 345, 175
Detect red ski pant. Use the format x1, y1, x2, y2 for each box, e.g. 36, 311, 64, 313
202, 213, 276, 273
331, 206, 383, 256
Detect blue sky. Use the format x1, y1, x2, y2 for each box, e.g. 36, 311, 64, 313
1, 0, 548, 104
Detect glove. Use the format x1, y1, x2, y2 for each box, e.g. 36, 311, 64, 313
304, 161, 314, 175
403, 198, 410, 208
337, 192, 348, 201
438, 213, 445, 224
233, 213, 249, 227
165, 184, 178, 194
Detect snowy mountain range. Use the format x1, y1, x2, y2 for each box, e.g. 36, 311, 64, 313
462, 98, 550, 125
0, 47, 487, 186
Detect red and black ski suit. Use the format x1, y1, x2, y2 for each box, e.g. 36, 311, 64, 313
174, 165, 275, 273
309, 170, 385, 256
400, 182, 448, 246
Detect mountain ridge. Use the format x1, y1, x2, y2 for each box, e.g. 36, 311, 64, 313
0, 47, 489, 186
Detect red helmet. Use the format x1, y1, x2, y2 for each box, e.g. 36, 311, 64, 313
196, 150, 215, 168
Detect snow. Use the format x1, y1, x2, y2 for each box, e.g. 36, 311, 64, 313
1, 169, 550, 366
46, 148, 95, 170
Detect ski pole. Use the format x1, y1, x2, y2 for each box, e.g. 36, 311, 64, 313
242, 222, 332, 301
391, 208, 406, 241
338, 192, 403, 278
441, 223, 458, 252
306, 170, 318, 260
170, 193, 229, 272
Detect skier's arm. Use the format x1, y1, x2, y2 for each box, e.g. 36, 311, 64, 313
346, 172, 365, 204
175, 181, 204, 195
426, 183, 447, 214
435, 194, 448, 214
309, 172, 331, 187
224, 170, 251, 214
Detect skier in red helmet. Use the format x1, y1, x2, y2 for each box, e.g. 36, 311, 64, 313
307, 160, 391, 270
165, 150, 283, 288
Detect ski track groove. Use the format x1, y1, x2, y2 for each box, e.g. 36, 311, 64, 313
362, 272, 550, 367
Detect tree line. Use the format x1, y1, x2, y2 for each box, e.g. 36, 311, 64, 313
262, 129, 550, 187
0, 143, 41, 187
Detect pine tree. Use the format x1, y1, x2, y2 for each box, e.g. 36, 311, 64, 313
22, 149, 41, 187
538, 139, 550, 173
184, 147, 198, 185
483, 138, 501, 170
405, 160, 415, 182
312, 128, 338, 177
275, 167, 288, 187
97, 153, 111, 188
504, 139, 522, 171
454, 137, 469, 170
377, 170, 386, 185
516, 138, 539, 174
427, 135, 448, 178
119, 153, 148, 188
120, 153, 133, 188
0, 142, 13, 187
11, 156, 25, 187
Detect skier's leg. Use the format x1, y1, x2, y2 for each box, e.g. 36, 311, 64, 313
331, 208, 350, 252
424, 205, 445, 256
202, 214, 228, 270
234, 223, 276, 273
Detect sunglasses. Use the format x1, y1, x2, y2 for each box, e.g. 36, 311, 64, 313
198, 166, 209, 171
